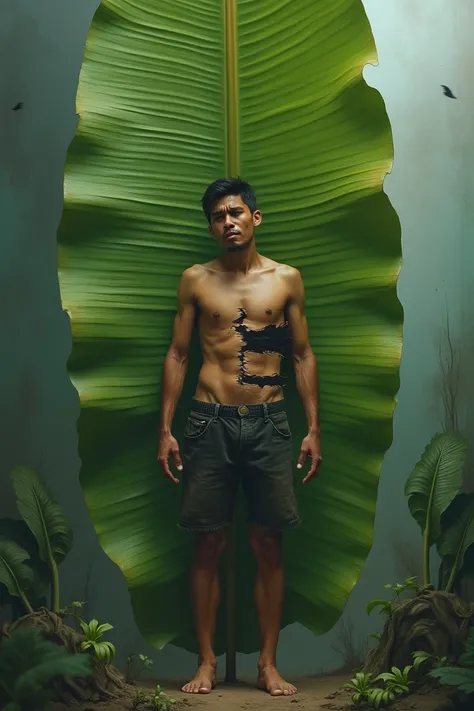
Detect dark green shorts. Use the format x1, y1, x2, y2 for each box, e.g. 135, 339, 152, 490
178, 398, 301, 532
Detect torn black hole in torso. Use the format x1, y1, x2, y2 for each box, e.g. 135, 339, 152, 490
232, 308, 291, 388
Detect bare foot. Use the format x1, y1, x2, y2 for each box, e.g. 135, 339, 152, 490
182, 663, 216, 694
257, 664, 297, 696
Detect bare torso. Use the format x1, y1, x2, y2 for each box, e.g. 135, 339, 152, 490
190, 256, 293, 405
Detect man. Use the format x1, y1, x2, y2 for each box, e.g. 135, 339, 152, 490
157, 177, 321, 697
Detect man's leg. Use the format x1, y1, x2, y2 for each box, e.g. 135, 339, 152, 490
182, 529, 228, 693
249, 525, 297, 696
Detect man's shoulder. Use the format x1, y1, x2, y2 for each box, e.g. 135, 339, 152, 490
272, 261, 301, 284
180, 262, 212, 283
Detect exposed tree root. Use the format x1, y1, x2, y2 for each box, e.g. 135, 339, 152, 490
363, 587, 474, 677
2, 607, 127, 703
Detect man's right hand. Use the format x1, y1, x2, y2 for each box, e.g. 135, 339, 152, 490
157, 433, 183, 484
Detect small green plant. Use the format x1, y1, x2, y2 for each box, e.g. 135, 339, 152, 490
148, 684, 176, 710
343, 671, 374, 705
79, 619, 116, 664
366, 576, 420, 618
377, 665, 414, 697
63, 600, 87, 632
412, 650, 449, 670
343, 664, 416, 708
129, 684, 176, 710
0, 627, 92, 711
366, 687, 397, 708
130, 687, 149, 709
428, 626, 474, 695
126, 652, 154, 684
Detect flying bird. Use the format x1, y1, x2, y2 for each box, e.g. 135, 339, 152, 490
441, 85, 457, 99
12, 102, 23, 110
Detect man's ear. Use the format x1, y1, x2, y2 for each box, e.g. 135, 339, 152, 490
253, 210, 262, 227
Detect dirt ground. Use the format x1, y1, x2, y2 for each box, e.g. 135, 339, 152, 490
50, 673, 456, 711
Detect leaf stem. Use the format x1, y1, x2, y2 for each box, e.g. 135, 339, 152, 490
423, 455, 442, 585
224, 0, 239, 175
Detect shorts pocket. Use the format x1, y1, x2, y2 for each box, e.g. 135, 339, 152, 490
184, 412, 214, 439
268, 412, 291, 438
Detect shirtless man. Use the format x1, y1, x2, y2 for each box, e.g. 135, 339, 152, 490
157, 177, 321, 697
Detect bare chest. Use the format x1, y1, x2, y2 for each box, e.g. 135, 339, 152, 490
195, 277, 288, 328
194, 273, 292, 360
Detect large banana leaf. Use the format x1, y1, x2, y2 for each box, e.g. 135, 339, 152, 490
57, 0, 402, 654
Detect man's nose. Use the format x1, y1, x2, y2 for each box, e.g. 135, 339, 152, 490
224, 214, 234, 226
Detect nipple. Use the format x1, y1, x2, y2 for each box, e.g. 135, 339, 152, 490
213, 311, 220, 318
265, 308, 272, 315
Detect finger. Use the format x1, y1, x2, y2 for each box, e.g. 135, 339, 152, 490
296, 449, 308, 470
159, 457, 179, 484
303, 463, 317, 483
303, 454, 322, 483
172, 448, 183, 472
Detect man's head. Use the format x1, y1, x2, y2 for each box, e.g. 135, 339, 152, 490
201, 177, 262, 253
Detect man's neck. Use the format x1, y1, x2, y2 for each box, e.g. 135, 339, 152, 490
218, 242, 262, 275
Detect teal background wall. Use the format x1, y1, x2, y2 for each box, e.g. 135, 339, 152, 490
1, 0, 473, 679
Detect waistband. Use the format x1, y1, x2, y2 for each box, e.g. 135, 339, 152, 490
190, 397, 286, 418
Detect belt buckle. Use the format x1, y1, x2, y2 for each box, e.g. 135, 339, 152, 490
238, 405, 249, 417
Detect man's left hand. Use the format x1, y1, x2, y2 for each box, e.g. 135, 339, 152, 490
297, 434, 322, 483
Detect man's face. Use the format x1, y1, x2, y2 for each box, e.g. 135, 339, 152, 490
208, 194, 262, 252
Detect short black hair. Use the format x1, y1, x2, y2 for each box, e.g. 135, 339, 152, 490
201, 177, 257, 224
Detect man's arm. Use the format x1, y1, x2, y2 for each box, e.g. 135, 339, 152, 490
285, 267, 322, 482
157, 267, 197, 482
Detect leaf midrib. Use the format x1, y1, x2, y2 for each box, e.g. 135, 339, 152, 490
225, 0, 239, 175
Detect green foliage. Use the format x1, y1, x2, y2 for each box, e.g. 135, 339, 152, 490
0, 468, 74, 616
126, 652, 154, 684
365, 687, 397, 708
412, 650, 449, 671
130, 684, 175, 710
0, 539, 34, 614
343, 664, 415, 708
376, 665, 414, 695
148, 685, 176, 710
0, 627, 91, 711
429, 626, 474, 695
79, 618, 116, 664
404, 431, 467, 585
58, 0, 402, 654
343, 671, 375, 705
0, 519, 50, 614
366, 577, 419, 618
437, 493, 474, 593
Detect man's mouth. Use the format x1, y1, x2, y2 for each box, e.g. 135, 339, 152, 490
226, 231, 239, 238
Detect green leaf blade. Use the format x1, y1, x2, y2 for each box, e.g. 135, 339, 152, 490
58, 0, 402, 653
10, 467, 73, 566
405, 432, 467, 543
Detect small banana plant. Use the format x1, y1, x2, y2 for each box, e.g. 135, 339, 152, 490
79, 618, 116, 664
